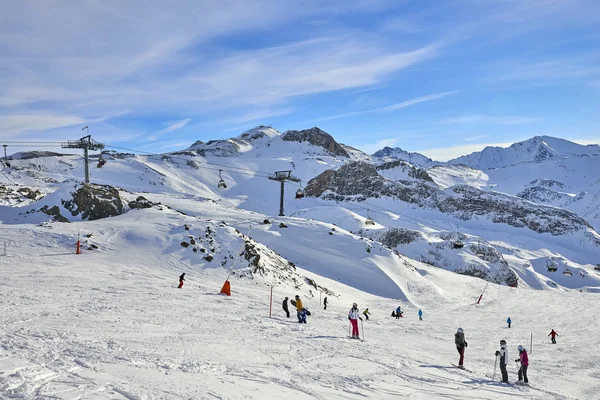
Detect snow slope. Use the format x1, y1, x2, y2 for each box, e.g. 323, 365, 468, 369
1, 209, 599, 399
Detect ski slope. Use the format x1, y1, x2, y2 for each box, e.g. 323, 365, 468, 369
0, 209, 598, 399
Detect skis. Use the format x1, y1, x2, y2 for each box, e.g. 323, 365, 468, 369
347, 336, 365, 342
451, 364, 472, 373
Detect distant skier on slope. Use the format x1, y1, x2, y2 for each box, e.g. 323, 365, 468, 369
418, 309, 423, 321
455, 328, 467, 368
348, 303, 362, 339
548, 329, 558, 344
282, 297, 290, 318
178, 273, 185, 289
507, 317, 512, 328
362, 308, 370, 320
495, 339, 509, 383
294, 295, 306, 323
323, 297, 328, 310
395, 306, 403, 319
515, 345, 529, 384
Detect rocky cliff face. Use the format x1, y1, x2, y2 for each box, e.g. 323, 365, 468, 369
372, 146, 433, 167
306, 161, 595, 236
282, 127, 349, 157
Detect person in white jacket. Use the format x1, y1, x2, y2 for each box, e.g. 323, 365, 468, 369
348, 303, 362, 339
495, 339, 509, 383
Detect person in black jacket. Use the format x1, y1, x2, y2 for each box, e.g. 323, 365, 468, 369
178, 273, 185, 289
323, 297, 328, 310
282, 297, 290, 318
455, 328, 468, 368
495, 339, 509, 383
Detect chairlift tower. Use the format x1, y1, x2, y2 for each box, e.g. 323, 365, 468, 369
268, 170, 300, 216
61, 129, 104, 184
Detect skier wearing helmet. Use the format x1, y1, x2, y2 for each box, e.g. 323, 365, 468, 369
495, 339, 509, 383
454, 328, 467, 368
348, 303, 362, 339
515, 345, 529, 384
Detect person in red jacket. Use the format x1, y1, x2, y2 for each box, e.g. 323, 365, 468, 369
548, 329, 558, 344
178, 273, 185, 288
515, 345, 529, 384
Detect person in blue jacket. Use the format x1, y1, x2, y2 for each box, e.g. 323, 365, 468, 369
418, 309, 423, 321
507, 317, 512, 328
395, 306, 403, 319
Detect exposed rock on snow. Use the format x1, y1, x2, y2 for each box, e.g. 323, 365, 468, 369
62, 184, 124, 221
282, 127, 349, 157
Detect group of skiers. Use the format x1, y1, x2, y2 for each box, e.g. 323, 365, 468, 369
455, 327, 560, 385
282, 295, 310, 323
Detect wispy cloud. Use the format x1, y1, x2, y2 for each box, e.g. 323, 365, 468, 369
147, 118, 192, 141
464, 135, 488, 141
418, 142, 514, 162
0, 114, 86, 138
442, 115, 539, 125
312, 90, 459, 122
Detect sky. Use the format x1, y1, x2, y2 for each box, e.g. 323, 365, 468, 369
1, 0, 600, 161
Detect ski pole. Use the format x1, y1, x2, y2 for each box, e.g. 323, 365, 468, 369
348, 321, 351, 338
360, 318, 365, 341
493, 355, 498, 379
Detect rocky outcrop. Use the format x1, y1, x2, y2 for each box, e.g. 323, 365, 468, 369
62, 184, 124, 220
376, 160, 435, 182
306, 161, 595, 236
282, 127, 349, 157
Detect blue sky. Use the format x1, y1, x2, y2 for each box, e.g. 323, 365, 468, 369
1, 0, 599, 160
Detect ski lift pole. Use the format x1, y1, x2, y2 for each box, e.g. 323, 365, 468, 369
530, 332, 533, 355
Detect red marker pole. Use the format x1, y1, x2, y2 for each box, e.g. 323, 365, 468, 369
76, 232, 81, 255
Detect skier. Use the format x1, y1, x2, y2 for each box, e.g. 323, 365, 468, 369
362, 308, 370, 320
495, 339, 509, 383
348, 303, 362, 339
177, 273, 185, 289
548, 329, 558, 344
323, 297, 328, 310
294, 295, 306, 323
507, 317, 512, 328
282, 297, 290, 318
454, 328, 467, 368
418, 309, 423, 321
515, 345, 529, 384
395, 306, 403, 319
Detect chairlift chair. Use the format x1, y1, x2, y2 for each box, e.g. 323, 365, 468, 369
217, 169, 227, 189
546, 259, 558, 272
97, 155, 106, 168
563, 266, 573, 276
365, 209, 375, 226
295, 181, 305, 199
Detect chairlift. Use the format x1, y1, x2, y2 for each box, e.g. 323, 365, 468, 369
562, 265, 573, 276
217, 169, 227, 189
97, 155, 106, 168
365, 209, 375, 226
295, 181, 305, 199
546, 259, 558, 272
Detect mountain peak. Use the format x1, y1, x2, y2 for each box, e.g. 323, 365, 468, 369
281, 127, 349, 157
372, 146, 432, 167
449, 136, 600, 170
238, 125, 280, 140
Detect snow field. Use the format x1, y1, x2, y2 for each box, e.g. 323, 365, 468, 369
1, 212, 599, 399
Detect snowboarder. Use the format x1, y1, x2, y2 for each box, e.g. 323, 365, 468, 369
294, 295, 306, 323
323, 297, 328, 310
282, 297, 290, 318
495, 339, 509, 383
507, 317, 512, 328
395, 306, 403, 319
515, 345, 529, 384
178, 273, 185, 289
348, 303, 362, 339
418, 309, 423, 321
455, 328, 467, 368
362, 308, 370, 320
548, 329, 558, 344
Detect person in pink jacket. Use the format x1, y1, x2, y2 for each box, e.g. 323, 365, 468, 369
515, 345, 529, 384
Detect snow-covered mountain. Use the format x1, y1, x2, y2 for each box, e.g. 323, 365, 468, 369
447, 135, 600, 170
2, 127, 600, 399
372, 146, 433, 167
